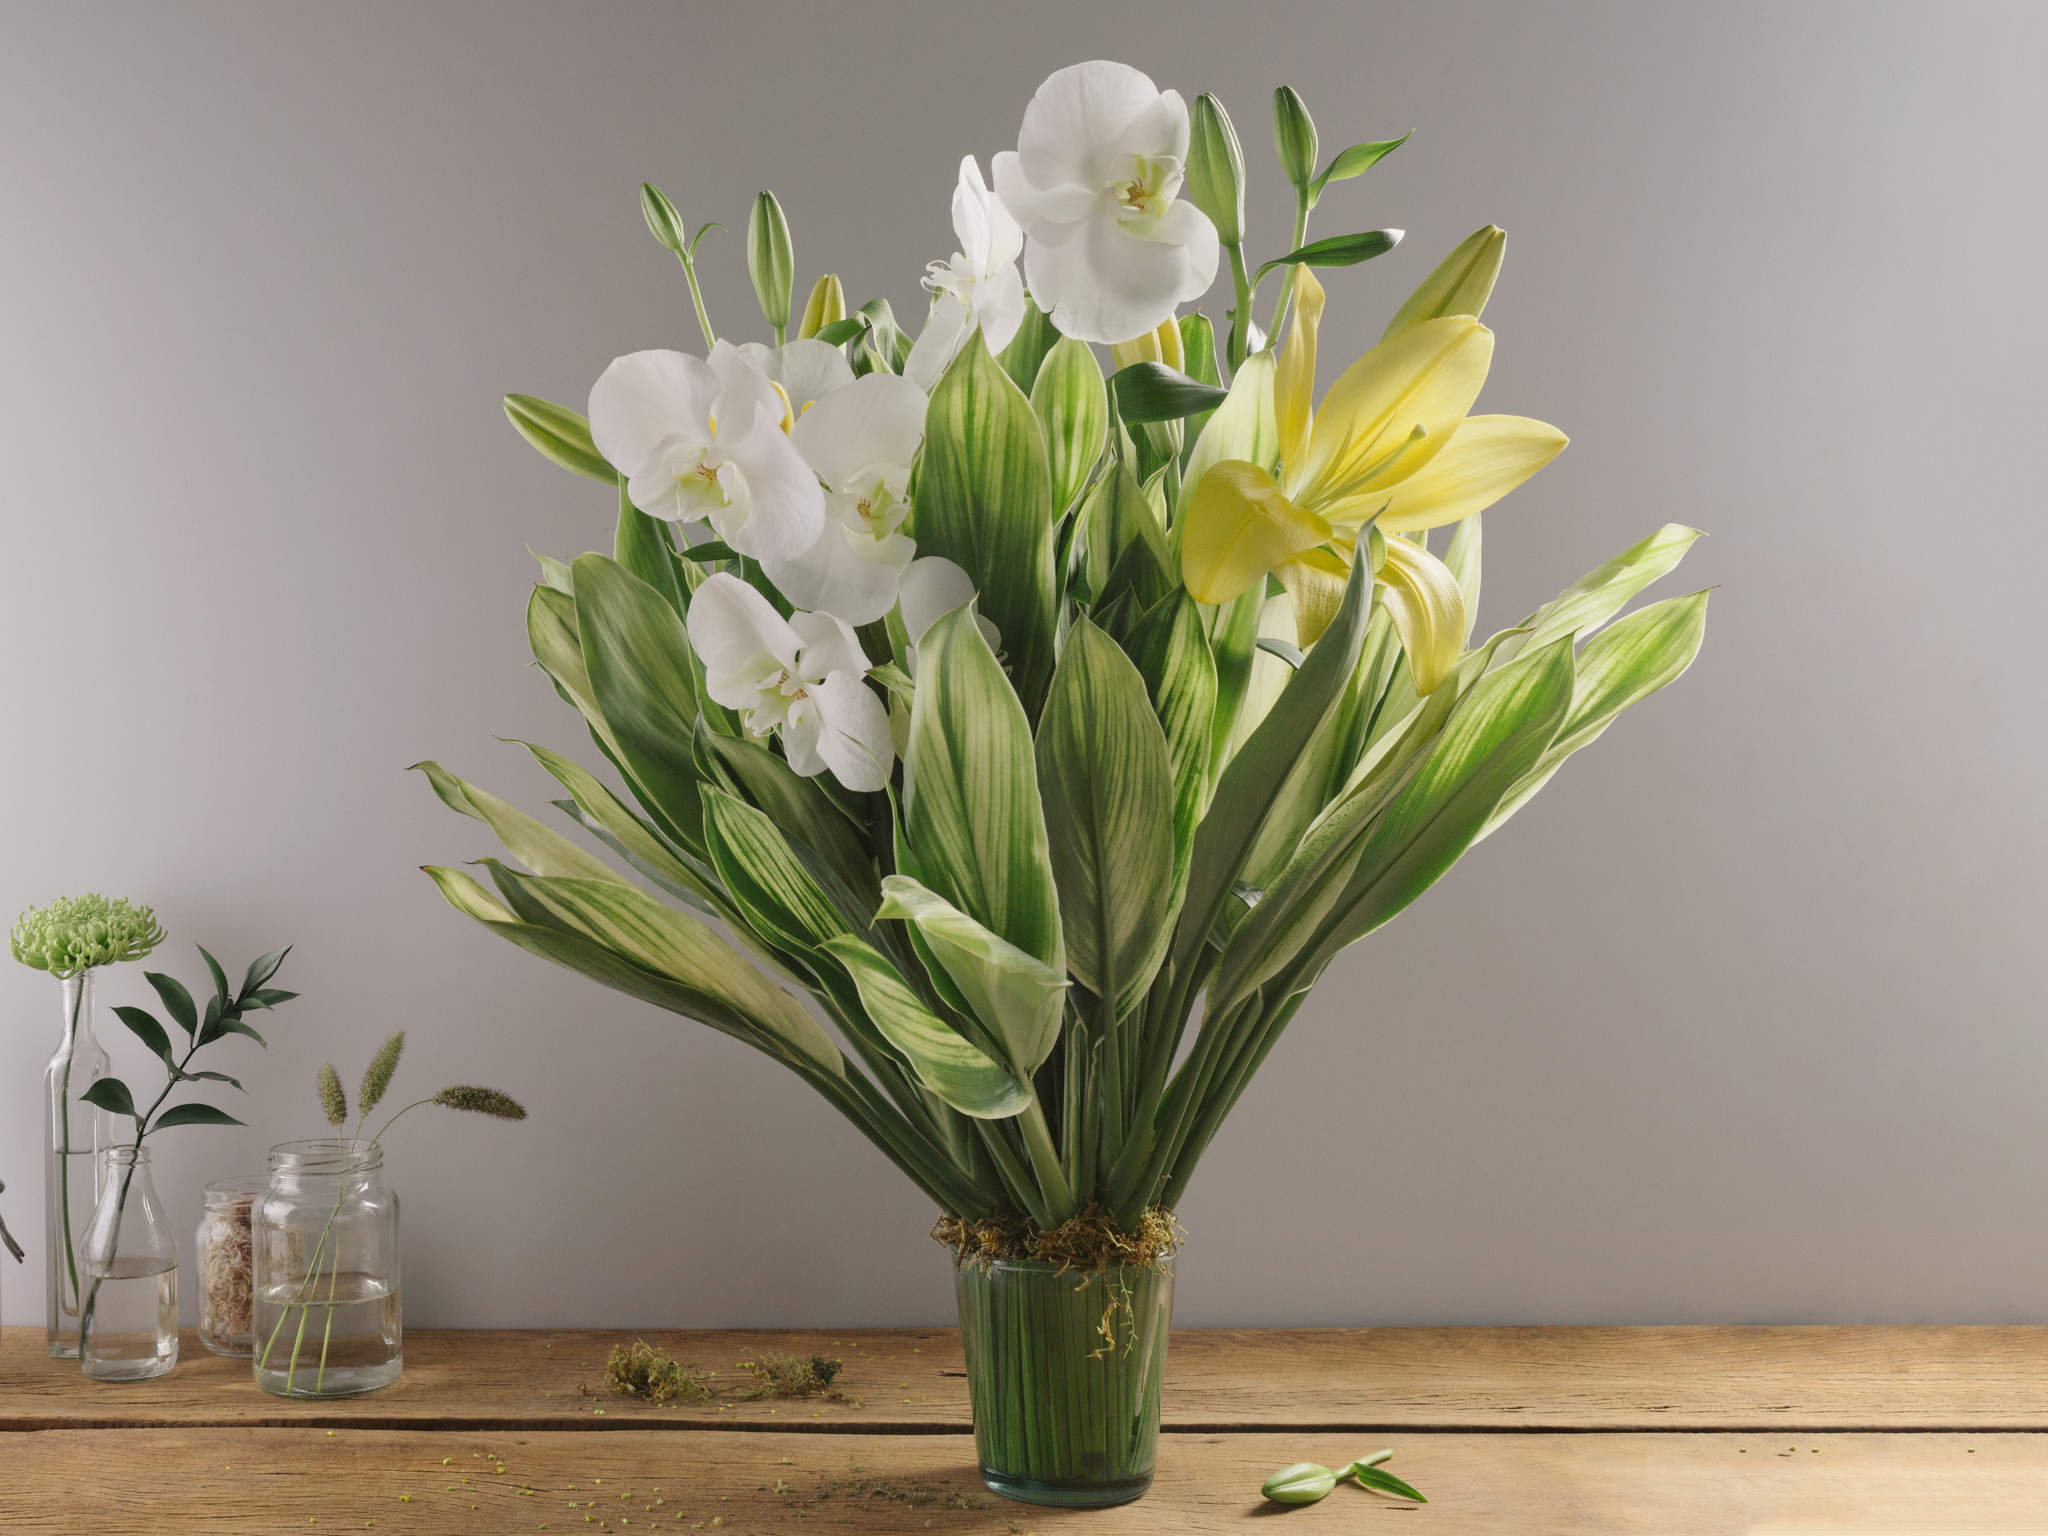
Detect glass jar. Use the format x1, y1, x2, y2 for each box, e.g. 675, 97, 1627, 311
79, 1145, 179, 1382
954, 1256, 1175, 1507
43, 970, 113, 1357
252, 1140, 401, 1398
196, 1177, 261, 1356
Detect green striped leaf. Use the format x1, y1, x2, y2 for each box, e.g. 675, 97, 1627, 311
1030, 336, 1108, 516
513, 740, 715, 910
1035, 619, 1176, 1011
994, 294, 1059, 393
424, 865, 841, 1078
1122, 591, 1217, 891
911, 330, 1059, 713
503, 394, 614, 483
819, 936, 1032, 1119
1077, 457, 1171, 604
571, 553, 706, 852
903, 606, 1063, 972
700, 787, 857, 953
874, 875, 1066, 1078
1499, 523, 1702, 660
411, 760, 621, 885
694, 728, 876, 911
613, 478, 687, 619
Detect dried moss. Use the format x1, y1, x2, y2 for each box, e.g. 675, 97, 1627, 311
729, 1351, 848, 1402
600, 1340, 714, 1404
932, 1204, 1183, 1273
590, 1342, 852, 1407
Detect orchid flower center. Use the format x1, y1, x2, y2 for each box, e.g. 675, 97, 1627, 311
664, 435, 739, 518
832, 469, 908, 543
1109, 153, 1180, 220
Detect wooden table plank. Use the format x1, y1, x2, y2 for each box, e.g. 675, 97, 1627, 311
9, 1325, 2048, 1431
4, 1426, 2045, 1534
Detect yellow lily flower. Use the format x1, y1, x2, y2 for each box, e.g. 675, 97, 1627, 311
1181, 267, 1566, 691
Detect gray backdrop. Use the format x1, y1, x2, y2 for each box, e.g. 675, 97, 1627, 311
3, 0, 2042, 1329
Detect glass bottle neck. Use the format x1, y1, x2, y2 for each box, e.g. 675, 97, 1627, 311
58, 971, 98, 1051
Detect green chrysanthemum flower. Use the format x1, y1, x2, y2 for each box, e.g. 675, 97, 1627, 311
10, 894, 165, 976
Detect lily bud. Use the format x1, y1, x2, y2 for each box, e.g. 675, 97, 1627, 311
1184, 93, 1245, 247
1381, 225, 1506, 340
747, 189, 794, 333
798, 273, 847, 339
1272, 86, 1319, 191
1110, 316, 1185, 375
640, 182, 688, 255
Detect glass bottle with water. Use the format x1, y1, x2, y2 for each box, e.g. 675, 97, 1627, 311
78, 1145, 178, 1381
44, 970, 112, 1357
252, 1140, 401, 1397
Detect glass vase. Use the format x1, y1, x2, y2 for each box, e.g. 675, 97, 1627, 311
252, 1140, 401, 1398
954, 1256, 1175, 1507
79, 1146, 179, 1381
43, 971, 112, 1358
196, 1177, 261, 1356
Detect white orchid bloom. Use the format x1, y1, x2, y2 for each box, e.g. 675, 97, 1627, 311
685, 572, 893, 792
587, 341, 823, 562
897, 555, 1001, 655
991, 60, 1220, 346
904, 157, 1027, 391
765, 373, 928, 624
736, 337, 856, 418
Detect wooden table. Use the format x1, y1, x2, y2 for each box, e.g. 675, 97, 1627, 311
5, 1326, 2046, 1531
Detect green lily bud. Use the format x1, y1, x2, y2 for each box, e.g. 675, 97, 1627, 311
1184, 93, 1245, 247
1381, 225, 1506, 340
1272, 86, 1319, 191
747, 189, 794, 336
798, 273, 847, 339
1262, 1462, 1338, 1505
640, 182, 688, 255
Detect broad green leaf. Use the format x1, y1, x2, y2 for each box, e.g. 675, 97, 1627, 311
694, 728, 876, 909
857, 297, 909, 372
613, 478, 687, 618
903, 606, 1063, 971
412, 759, 622, 884
819, 936, 1032, 1119
1251, 228, 1402, 286
111, 1006, 175, 1070
144, 971, 198, 1036
1177, 312, 1222, 451
1078, 457, 1171, 603
1352, 1464, 1429, 1503
516, 740, 717, 908
1310, 132, 1411, 199
1030, 337, 1108, 515
196, 945, 231, 1012
1123, 591, 1217, 891
1035, 620, 1175, 1011
1184, 350, 1279, 495
995, 294, 1059, 393
912, 330, 1059, 712
571, 553, 707, 852
1481, 589, 1710, 839
1174, 559, 1372, 979
81, 1078, 136, 1119
468, 864, 842, 1077
700, 787, 858, 954
1300, 634, 1577, 976
183, 1069, 243, 1091
1381, 225, 1505, 340
874, 875, 1066, 1078
1205, 584, 1266, 772
1499, 523, 1703, 661
533, 549, 575, 592
812, 315, 868, 347
150, 1103, 244, 1133
503, 394, 614, 483
1108, 362, 1230, 424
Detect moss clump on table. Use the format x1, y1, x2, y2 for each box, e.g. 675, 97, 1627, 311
592, 1341, 853, 1406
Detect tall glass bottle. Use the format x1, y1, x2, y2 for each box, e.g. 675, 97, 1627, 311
43, 971, 111, 1357
79, 1145, 179, 1381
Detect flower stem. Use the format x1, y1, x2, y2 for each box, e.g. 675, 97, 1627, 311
676, 253, 717, 350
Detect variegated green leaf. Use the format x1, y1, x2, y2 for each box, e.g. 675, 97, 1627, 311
700, 787, 858, 953
694, 727, 876, 911
1122, 591, 1217, 891
1030, 336, 1108, 516
514, 739, 714, 908
995, 294, 1059, 393
411, 760, 621, 885
1498, 523, 1702, 661
1184, 349, 1278, 496
903, 606, 1063, 972
1443, 513, 1482, 648
819, 936, 1032, 1119
613, 478, 687, 618
873, 875, 1066, 1078
912, 330, 1060, 713
1035, 619, 1175, 1011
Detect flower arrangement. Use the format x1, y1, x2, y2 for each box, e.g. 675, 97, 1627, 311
419, 58, 1707, 1501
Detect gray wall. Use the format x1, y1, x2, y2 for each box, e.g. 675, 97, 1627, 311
2, 0, 2042, 1329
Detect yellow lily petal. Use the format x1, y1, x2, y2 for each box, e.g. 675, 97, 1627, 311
1381, 225, 1504, 341
1185, 350, 1277, 494
1352, 415, 1569, 533
1289, 315, 1493, 509
1275, 266, 1325, 476
1375, 533, 1466, 695
1181, 460, 1332, 607
1110, 316, 1185, 374
1274, 545, 1351, 647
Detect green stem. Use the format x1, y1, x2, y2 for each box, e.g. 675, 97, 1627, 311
1263, 189, 1313, 344
1019, 1101, 1077, 1225
676, 254, 716, 349
1225, 243, 1254, 371
54, 979, 85, 1322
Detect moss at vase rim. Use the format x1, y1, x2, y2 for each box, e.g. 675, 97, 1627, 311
933, 1205, 1183, 1274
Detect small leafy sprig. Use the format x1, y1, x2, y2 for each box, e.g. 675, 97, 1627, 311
10, 894, 165, 977
81, 945, 297, 1139
1262, 1451, 1428, 1506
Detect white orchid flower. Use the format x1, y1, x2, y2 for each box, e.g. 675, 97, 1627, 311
587, 341, 823, 562
897, 555, 1001, 656
991, 60, 1220, 346
765, 373, 928, 624
736, 337, 856, 418
904, 157, 1027, 390
685, 572, 893, 792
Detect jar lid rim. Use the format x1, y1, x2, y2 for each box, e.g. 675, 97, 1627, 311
266, 1138, 384, 1172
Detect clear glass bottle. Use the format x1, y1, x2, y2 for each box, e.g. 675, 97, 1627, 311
79, 1145, 179, 1382
252, 1140, 401, 1398
954, 1256, 1175, 1508
43, 970, 112, 1358
196, 1177, 261, 1356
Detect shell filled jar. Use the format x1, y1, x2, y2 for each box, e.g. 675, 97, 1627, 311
252, 1140, 401, 1397
195, 1177, 262, 1356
